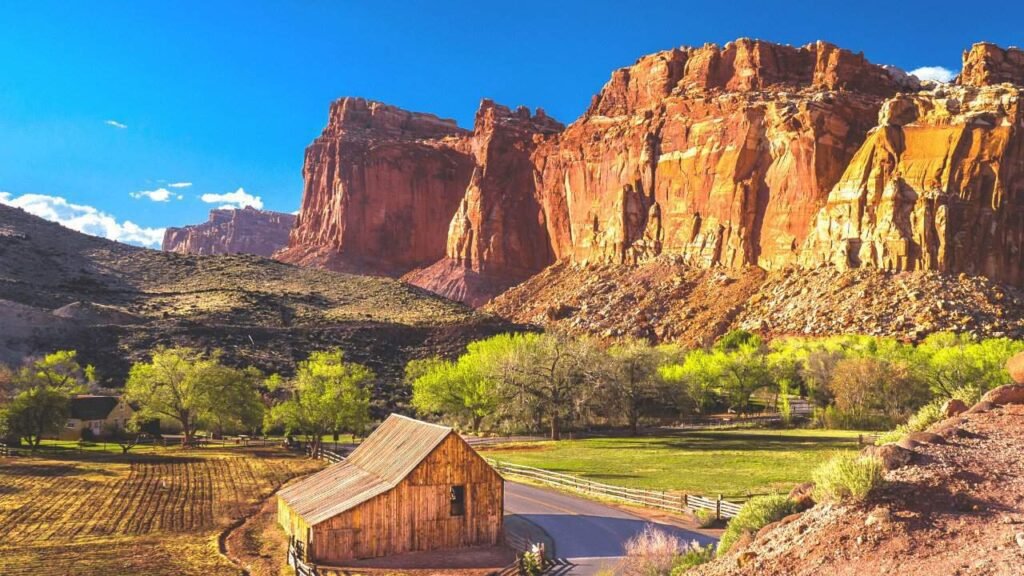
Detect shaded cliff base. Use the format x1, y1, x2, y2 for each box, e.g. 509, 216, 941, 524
692, 396, 1024, 576
485, 258, 1024, 344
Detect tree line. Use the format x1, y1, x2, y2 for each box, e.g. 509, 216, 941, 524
0, 347, 374, 455
408, 330, 1023, 437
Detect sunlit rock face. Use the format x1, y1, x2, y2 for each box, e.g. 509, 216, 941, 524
285, 40, 1024, 306
276, 97, 475, 275
534, 39, 905, 270
162, 207, 295, 257
800, 44, 1024, 285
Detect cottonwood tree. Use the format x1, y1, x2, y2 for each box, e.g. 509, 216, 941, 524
597, 339, 676, 435
125, 347, 261, 445
490, 332, 596, 440
3, 351, 94, 449
410, 349, 499, 433
266, 350, 371, 457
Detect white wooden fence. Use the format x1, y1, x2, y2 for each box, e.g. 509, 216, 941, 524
488, 459, 743, 519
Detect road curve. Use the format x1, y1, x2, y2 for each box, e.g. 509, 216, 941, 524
505, 482, 717, 575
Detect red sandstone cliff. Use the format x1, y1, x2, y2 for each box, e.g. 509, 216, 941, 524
274, 97, 474, 275
284, 40, 1024, 307
162, 207, 295, 257
402, 100, 563, 305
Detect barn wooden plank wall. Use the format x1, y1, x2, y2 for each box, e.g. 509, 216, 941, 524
312, 433, 503, 563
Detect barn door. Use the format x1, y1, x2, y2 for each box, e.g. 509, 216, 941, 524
323, 528, 357, 563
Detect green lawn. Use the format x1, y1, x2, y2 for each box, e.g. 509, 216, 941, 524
480, 429, 870, 499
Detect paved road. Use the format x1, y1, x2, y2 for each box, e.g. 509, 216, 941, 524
505, 482, 717, 575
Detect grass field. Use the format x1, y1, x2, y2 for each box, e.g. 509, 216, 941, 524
0, 446, 322, 576
479, 429, 869, 498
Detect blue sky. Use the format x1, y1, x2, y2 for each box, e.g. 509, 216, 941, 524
1, 0, 1020, 247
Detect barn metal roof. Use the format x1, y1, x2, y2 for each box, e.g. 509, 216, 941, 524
278, 414, 454, 525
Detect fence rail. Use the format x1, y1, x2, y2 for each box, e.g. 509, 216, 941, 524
488, 459, 743, 519
287, 541, 319, 576
0, 443, 13, 457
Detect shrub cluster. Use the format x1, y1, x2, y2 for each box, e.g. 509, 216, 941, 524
812, 453, 884, 503
717, 494, 796, 556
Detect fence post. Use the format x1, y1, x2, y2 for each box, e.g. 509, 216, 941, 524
716, 494, 722, 520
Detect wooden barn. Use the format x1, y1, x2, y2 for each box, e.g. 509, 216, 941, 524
277, 414, 504, 565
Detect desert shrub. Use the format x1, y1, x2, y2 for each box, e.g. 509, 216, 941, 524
817, 405, 893, 431
717, 494, 796, 557
622, 525, 689, 575
693, 507, 718, 528
813, 453, 884, 503
874, 399, 947, 445
670, 542, 716, 573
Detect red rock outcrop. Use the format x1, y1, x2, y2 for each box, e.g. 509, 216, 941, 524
960, 42, 1024, 87
162, 207, 295, 257
536, 39, 906, 270
286, 40, 1024, 309
275, 98, 475, 275
800, 45, 1024, 284
402, 100, 563, 305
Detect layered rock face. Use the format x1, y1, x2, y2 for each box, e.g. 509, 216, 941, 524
275, 98, 475, 275
800, 44, 1024, 285
287, 40, 1024, 307
402, 101, 563, 305
537, 39, 906, 271
162, 207, 295, 257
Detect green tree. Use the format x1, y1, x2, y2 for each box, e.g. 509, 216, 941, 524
266, 350, 372, 457
2, 351, 93, 449
916, 332, 1023, 401
410, 351, 498, 433
125, 347, 261, 445
4, 387, 70, 448
599, 339, 670, 435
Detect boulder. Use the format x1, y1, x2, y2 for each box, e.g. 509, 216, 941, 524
905, 432, 947, 445
1006, 352, 1024, 384
942, 399, 968, 418
862, 444, 915, 470
966, 400, 996, 414
981, 385, 1024, 406
788, 482, 816, 510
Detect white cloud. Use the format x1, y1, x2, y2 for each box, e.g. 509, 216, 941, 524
168, 182, 192, 188
199, 187, 263, 210
104, 119, 128, 129
130, 187, 177, 202
910, 66, 956, 83
0, 191, 165, 248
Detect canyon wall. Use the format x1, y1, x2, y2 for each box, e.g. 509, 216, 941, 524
275, 98, 475, 275
283, 40, 1024, 305
162, 207, 295, 257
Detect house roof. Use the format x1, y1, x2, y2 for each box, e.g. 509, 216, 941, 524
69, 395, 120, 421
278, 414, 454, 526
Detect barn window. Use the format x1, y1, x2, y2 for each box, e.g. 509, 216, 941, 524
450, 485, 466, 516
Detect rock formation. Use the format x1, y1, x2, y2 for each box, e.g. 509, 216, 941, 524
284, 40, 1024, 308
402, 100, 563, 305
162, 207, 295, 257
800, 43, 1024, 285
275, 97, 474, 275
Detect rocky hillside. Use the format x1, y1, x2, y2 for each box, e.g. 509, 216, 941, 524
279, 39, 1024, 334
486, 259, 1024, 345
162, 206, 296, 257
0, 204, 513, 404
691, 381, 1024, 576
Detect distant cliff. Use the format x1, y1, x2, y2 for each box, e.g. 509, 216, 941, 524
279, 40, 1024, 307
162, 207, 295, 257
